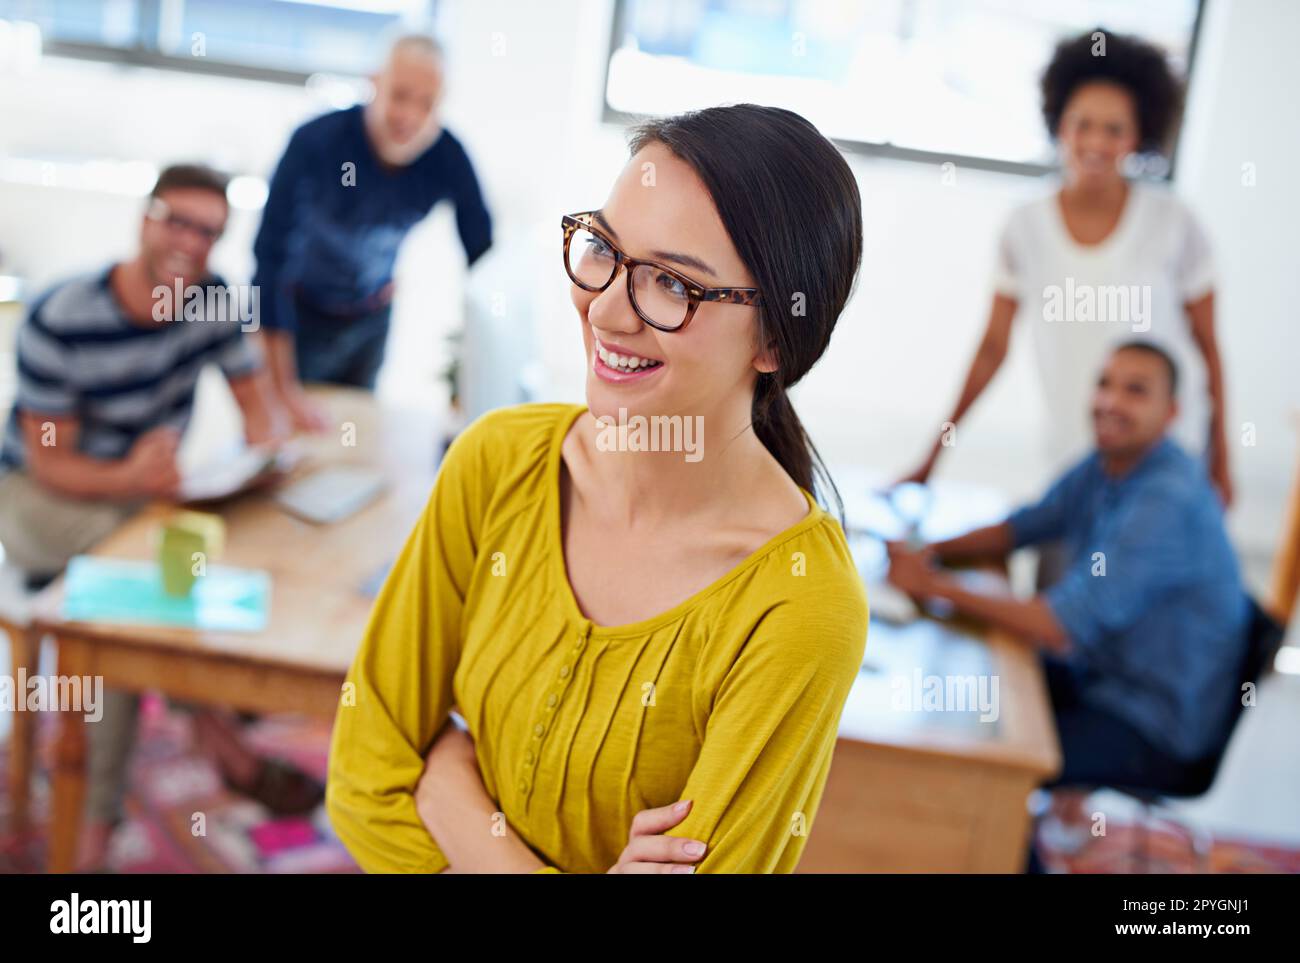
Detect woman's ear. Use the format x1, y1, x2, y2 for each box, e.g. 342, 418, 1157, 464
754, 338, 779, 375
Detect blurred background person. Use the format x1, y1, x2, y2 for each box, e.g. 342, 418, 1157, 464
0, 164, 318, 871
0, 164, 282, 581
887, 342, 1248, 871
900, 27, 1232, 511
0, 0, 1293, 878
252, 33, 492, 430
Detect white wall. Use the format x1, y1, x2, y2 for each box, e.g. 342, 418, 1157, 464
433, 0, 1298, 570
0, 0, 1294, 572
1171, 0, 1300, 568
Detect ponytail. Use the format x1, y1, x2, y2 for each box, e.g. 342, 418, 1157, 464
629, 105, 861, 528
752, 373, 844, 525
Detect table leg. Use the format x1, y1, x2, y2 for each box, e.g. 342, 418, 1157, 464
5, 624, 37, 833
1272, 450, 1300, 625
48, 638, 88, 873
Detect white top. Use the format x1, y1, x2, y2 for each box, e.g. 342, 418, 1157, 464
993, 181, 1216, 467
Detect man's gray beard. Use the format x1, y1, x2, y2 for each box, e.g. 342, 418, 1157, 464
365, 103, 443, 167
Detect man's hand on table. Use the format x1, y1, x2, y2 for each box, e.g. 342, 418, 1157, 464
885, 541, 940, 601
120, 426, 182, 500
283, 387, 332, 435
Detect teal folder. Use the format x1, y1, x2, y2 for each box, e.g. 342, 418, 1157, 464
62, 556, 271, 632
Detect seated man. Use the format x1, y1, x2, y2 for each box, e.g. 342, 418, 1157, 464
0, 164, 318, 870
886, 341, 1247, 863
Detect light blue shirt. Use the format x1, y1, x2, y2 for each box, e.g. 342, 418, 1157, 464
1007, 436, 1247, 760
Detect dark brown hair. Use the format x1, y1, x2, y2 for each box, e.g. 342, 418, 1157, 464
150, 163, 230, 201
629, 105, 863, 520
1113, 339, 1180, 396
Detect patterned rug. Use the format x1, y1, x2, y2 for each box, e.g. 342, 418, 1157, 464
1035, 819, 1300, 874
0, 694, 358, 873
3, 701, 1298, 873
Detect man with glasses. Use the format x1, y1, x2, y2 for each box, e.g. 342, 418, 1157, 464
0, 163, 319, 870
0, 163, 283, 575
252, 34, 492, 430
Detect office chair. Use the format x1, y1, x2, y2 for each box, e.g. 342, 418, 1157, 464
1102, 433, 1297, 871
1102, 595, 1286, 873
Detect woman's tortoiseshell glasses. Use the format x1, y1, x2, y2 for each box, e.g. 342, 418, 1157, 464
562, 211, 759, 332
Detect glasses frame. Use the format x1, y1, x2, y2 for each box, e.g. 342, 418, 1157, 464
146, 198, 225, 246
561, 211, 759, 332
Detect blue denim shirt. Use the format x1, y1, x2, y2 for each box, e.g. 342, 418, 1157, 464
1007, 437, 1247, 760
252, 105, 492, 332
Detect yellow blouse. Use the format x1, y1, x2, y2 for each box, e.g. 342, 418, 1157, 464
326, 403, 869, 873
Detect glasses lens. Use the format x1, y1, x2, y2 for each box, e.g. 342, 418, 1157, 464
630, 263, 690, 330
176, 218, 222, 244
566, 227, 618, 290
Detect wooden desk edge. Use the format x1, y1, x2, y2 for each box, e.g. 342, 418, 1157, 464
30, 612, 353, 679
838, 627, 1062, 779
43, 630, 346, 719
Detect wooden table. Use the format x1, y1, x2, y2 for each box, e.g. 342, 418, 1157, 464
797, 613, 1061, 872
29, 387, 438, 872
24, 425, 1055, 873
796, 478, 1062, 873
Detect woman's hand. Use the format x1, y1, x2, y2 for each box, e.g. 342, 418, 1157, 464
415, 719, 476, 816
607, 800, 708, 874
420, 725, 707, 874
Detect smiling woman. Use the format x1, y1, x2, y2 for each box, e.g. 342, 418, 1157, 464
326, 104, 870, 874
900, 26, 1229, 509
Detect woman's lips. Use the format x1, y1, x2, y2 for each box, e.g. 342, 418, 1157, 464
592, 347, 666, 384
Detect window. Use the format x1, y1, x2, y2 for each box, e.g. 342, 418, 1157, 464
0, 0, 437, 80
604, 0, 1204, 175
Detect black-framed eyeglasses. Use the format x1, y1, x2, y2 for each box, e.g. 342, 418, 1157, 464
561, 211, 759, 332
146, 198, 224, 245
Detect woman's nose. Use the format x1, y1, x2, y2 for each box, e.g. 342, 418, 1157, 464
588, 270, 643, 336
1080, 129, 1113, 154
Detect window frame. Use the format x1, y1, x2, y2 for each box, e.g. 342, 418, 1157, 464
599, 0, 1207, 180
21, 0, 438, 85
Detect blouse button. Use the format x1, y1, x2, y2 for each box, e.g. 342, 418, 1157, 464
546, 693, 558, 708
533, 722, 546, 737
524, 750, 534, 765
558, 664, 571, 679
518, 777, 529, 794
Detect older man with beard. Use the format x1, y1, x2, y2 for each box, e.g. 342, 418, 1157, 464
253, 34, 493, 429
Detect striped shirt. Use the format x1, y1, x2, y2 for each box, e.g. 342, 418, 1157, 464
1, 266, 260, 470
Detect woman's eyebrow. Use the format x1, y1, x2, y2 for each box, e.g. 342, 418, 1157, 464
593, 209, 719, 280
592, 209, 620, 239
649, 249, 718, 279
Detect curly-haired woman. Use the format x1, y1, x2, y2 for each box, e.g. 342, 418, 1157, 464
903, 27, 1230, 508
